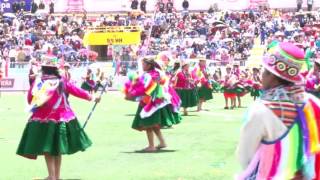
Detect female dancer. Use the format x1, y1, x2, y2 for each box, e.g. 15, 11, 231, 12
193, 59, 213, 111
306, 59, 320, 98
223, 65, 237, 109
17, 61, 100, 180
124, 58, 181, 152
81, 68, 95, 94
174, 61, 198, 116
250, 67, 262, 100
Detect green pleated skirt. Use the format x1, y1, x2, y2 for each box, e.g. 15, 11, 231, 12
175, 89, 199, 108
17, 119, 92, 159
234, 87, 245, 94
81, 81, 94, 91
251, 89, 263, 97
198, 86, 213, 101
212, 82, 222, 93
132, 105, 181, 131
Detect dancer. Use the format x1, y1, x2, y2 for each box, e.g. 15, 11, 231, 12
124, 57, 181, 152
212, 68, 222, 93
250, 67, 262, 100
62, 63, 71, 81
174, 61, 198, 116
17, 60, 100, 180
193, 58, 213, 111
223, 65, 237, 109
236, 42, 320, 179
94, 68, 106, 93
81, 68, 95, 94
233, 62, 247, 108
306, 58, 320, 98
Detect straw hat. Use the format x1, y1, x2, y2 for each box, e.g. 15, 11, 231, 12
64, 63, 71, 68
226, 64, 232, 69
233, 61, 240, 66
197, 55, 207, 62
143, 57, 161, 70
181, 60, 189, 67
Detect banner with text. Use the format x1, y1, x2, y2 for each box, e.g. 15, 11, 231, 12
83, 31, 141, 46
0, 0, 32, 13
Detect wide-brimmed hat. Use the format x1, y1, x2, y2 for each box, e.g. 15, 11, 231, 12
41, 56, 60, 75
181, 60, 189, 67
41, 56, 59, 68
226, 64, 232, 69
233, 61, 240, 66
197, 55, 207, 62
262, 41, 305, 83
143, 56, 161, 70
64, 63, 71, 68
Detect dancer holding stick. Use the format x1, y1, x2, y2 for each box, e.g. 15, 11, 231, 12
16, 59, 101, 180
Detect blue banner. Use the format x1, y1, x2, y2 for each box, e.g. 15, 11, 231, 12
0, 0, 32, 13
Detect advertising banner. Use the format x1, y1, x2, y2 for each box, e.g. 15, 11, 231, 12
83, 32, 141, 46
0, 78, 14, 88
0, 76, 28, 91
0, 0, 32, 13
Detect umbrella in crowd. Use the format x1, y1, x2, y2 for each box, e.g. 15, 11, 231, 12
242, 33, 254, 38
79, 49, 98, 61
275, 31, 285, 37
212, 20, 225, 26
59, 44, 73, 53
35, 9, 48, 19
222, 38, 234, 43
23, 12, 36, 17
3, 13, 16, 18
214, 24, 228, 30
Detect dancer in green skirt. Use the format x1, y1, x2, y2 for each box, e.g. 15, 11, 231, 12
124, 58, 181, 152
192, 58, 213, 111
16, 60, 100, 180
250, 67, 263, 100
81, 68, 95, 94
174, 61, 198, 115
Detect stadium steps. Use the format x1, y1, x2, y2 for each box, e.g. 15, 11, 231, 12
247, 39, 266, 68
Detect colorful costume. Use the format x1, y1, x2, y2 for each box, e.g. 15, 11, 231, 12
250, 74, 263, 98
124, 69, 181, 130
237, 42, 320, 179
231, 68, 251, 97
192, 65, 213, 101
237, 86, 320, 180
223, 72, 237, 99
174, 70, 199, 108
81, 72, 95, 92
17, 75, 92, 159
306, 73, 320, 99
211, 72, 223, 93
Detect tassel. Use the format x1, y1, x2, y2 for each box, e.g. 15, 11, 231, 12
267, 40, 279, 50
304, 48, 313, 71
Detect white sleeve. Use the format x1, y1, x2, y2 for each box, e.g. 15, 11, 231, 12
236, 101, 267, 170
236, 101, 288, 170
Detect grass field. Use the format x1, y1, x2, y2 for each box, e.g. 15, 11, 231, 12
0, 92, 252, 180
